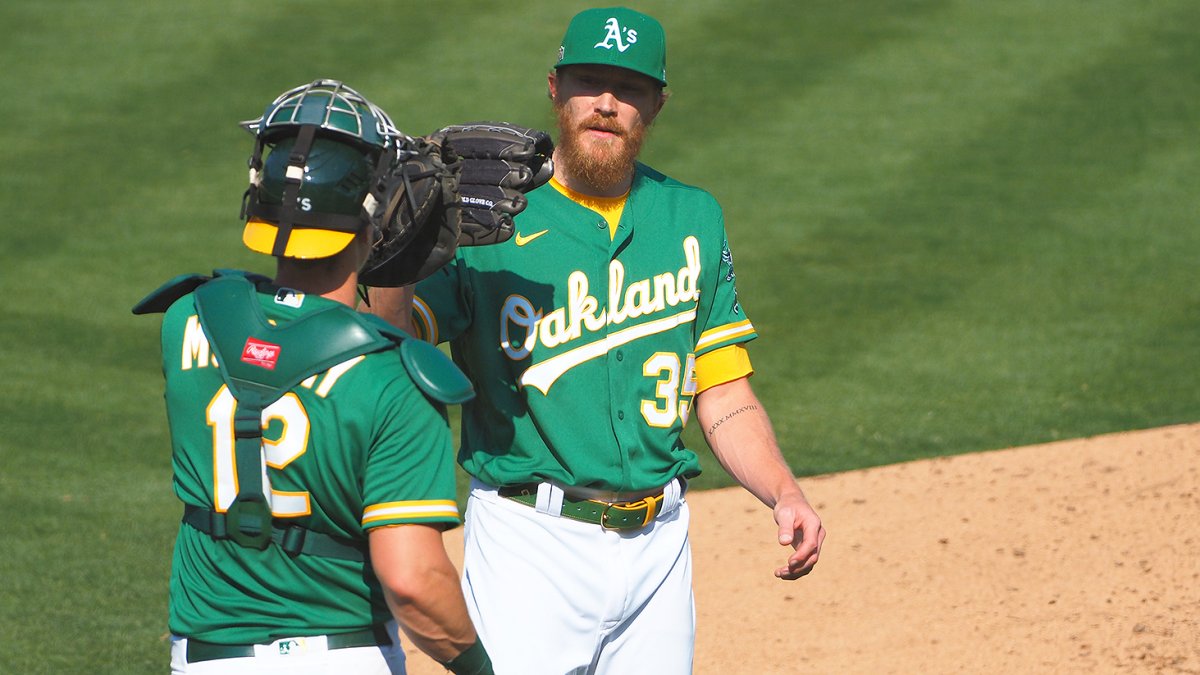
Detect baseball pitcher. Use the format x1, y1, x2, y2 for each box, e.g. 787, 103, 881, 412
381, 8, 828, 675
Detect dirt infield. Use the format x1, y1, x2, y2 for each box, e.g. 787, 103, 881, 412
405, 424, 1200, 674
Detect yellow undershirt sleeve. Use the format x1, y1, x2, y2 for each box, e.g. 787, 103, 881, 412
694, 344, 754, 393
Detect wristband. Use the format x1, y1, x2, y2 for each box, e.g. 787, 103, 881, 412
441, 638, 493, 675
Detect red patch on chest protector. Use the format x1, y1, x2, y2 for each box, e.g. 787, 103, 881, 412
242, 337, 281, 370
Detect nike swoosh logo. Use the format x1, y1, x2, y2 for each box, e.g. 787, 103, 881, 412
514, 229, 549, 246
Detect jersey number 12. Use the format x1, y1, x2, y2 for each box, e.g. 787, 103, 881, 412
205, 385, 312, 517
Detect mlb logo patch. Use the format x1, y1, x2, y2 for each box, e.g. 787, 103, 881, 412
274, 288, 305, 308
242, 337, 281, 370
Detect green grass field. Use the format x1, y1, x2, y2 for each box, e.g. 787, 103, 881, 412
2, 1, 1197, 671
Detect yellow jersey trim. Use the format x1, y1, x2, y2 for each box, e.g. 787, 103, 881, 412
362, 499, 460, 525
411, 295, 437, 344
696, 319, 755, 352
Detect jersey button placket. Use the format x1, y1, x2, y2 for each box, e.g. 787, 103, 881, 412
606, 223, 635, 487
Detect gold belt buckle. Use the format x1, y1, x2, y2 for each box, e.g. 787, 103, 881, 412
598, 493, 664, 530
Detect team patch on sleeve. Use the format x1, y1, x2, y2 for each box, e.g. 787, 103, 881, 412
695, 319, 756, 353
362, 499, 460, 526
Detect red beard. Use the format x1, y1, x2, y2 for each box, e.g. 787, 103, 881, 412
554, 103, 647, 193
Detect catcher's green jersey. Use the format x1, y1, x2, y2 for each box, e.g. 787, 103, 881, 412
158, 283, 460, 644
413, 163, 756, 492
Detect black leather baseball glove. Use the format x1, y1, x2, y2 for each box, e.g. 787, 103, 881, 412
358, 139, 458, 287
431, 122, 554, 246
357, 122, 554, 287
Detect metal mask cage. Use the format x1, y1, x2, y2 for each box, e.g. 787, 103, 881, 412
239, 79, 408, 154
241, 79, 422, 232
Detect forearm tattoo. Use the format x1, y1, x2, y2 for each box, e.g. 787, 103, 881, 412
707, 404, 759, 437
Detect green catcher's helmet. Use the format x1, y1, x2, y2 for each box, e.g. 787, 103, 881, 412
239, 79, 412, 259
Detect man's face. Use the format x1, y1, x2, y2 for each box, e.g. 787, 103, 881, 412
550, 64, 666, 193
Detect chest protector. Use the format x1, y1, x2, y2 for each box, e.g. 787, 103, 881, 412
135, 270, 471, 559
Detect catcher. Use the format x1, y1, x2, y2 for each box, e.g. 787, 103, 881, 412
133, 79, 551, 675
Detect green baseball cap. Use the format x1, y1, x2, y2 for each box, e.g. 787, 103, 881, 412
555, 7, 667, 86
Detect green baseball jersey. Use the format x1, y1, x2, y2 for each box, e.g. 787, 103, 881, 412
158, 283, 460, 644
413, 164, 756, 492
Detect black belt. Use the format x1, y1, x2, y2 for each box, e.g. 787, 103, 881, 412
186, 625, 392, 663
498, 479, 683, 530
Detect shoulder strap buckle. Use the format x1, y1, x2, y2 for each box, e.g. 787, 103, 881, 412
225, 493, 273, 551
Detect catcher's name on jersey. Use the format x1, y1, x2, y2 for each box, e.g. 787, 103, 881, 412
174, 311, 364, 406
502, 236, 702, 393
179, 315, 220, 369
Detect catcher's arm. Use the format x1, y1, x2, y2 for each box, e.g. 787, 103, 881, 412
370, 525, 494, 674
362, 285, 415, 333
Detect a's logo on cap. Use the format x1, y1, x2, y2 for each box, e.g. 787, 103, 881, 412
594, 17, 638, 53
242, 337, 281, 370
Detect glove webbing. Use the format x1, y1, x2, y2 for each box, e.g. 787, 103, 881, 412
383, 158, 443, 241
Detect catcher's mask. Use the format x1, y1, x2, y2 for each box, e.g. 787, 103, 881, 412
239, 79, 414, 259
